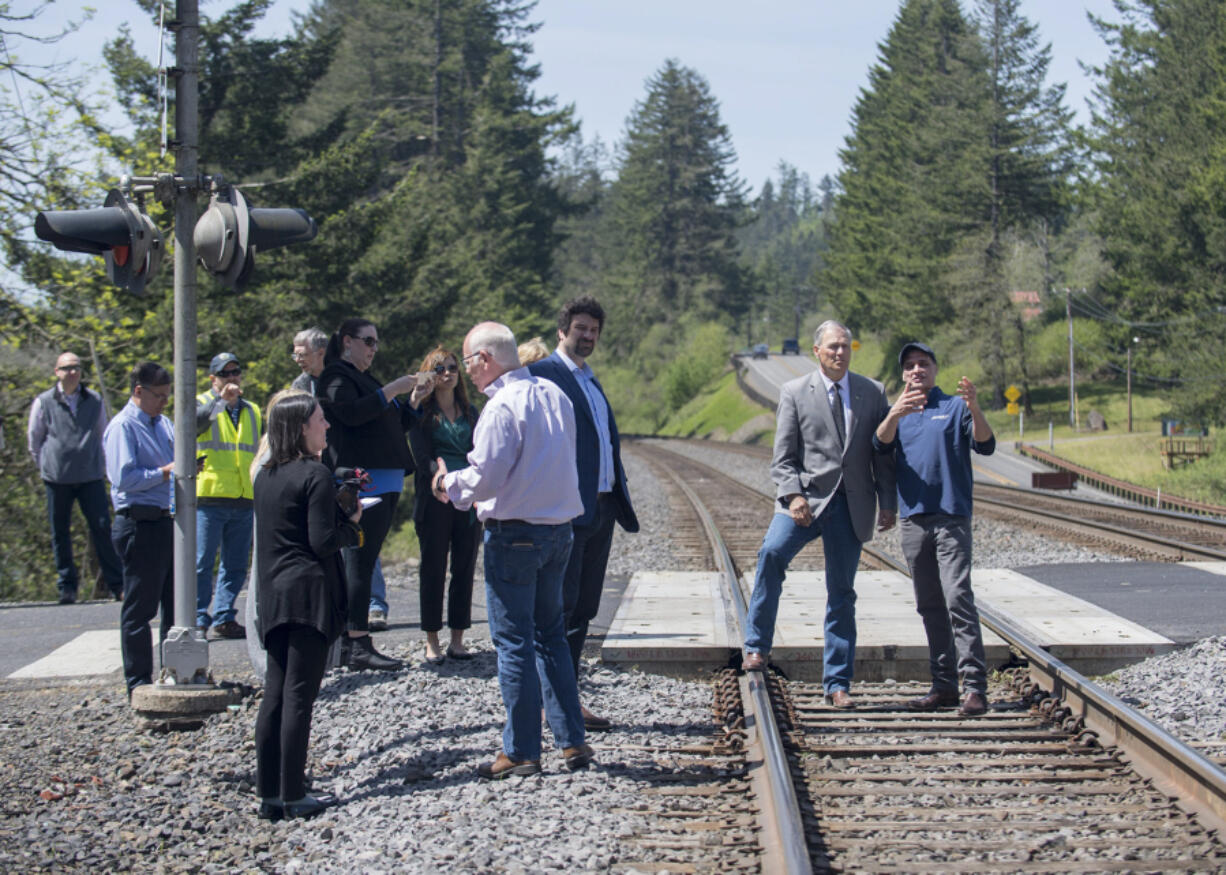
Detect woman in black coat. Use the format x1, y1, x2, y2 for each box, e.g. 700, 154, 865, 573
253, 393, 361, 820
315, 317, 431, 671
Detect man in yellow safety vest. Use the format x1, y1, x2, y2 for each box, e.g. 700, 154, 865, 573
195, 352, 262, 639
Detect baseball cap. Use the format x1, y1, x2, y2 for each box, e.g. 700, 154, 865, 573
209, 352, 241, 374
898, 342, 937, 370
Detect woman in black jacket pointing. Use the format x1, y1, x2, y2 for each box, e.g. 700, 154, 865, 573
316, 317, 431, 670
253, 393, 360, 820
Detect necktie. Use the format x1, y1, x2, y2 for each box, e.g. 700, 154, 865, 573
831, 384, 846, 448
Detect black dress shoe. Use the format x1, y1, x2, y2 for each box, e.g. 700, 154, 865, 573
283, 793, 336, 819
907, 689, 961, 711
58, 591, 77, 605
257, 801, 283, 821
346, 635, 402, 672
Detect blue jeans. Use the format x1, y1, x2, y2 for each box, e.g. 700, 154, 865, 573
744, 492, 862, 692
368, 558, 387, 614
195, 503, 253, 627
45, 479, 124, 596
483, 521, 585, 760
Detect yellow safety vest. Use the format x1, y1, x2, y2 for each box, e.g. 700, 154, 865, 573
196, 390, 261, 500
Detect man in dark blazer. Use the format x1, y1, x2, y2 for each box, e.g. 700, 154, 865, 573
743, 321, 897, 709
529, 296, 638, 731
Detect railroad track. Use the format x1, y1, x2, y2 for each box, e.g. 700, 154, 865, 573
641, 437, 1226, 563
629, 439, 1226, 872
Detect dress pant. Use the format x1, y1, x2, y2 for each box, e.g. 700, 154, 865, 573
744, 491, 862, 693
483, 520, 584, 761
414, 500, 480, 633
342, 492, 398, 632
255, 624, 329, 801
899, 514, 987, 696
560, 492, 617, 677
195, 503, 253, 627
112, 513, 174, 691
45, 479, 123, 597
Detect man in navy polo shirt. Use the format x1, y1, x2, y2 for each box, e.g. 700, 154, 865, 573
873, 342, 995, 717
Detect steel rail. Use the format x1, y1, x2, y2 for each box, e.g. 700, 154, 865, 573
978, 605, 1226, 835
639, 440, 1226, 841
978, 481, 1226, 531
654, 465, 812, 874
973, 494, 1226, 560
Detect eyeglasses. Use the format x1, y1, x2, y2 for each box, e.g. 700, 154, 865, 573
56, 365, 82, 373
137, 385, 171, 400
352, 335, 379, 349
432, 363, 460, 374
290, 350, 308, 362
461, 351, 483, 366
217, 369, 242, 379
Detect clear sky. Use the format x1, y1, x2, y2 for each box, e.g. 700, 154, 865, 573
22, 0, 1120, 193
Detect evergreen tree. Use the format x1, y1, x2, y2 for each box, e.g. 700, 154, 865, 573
823, 0, 986, 354
953, 0, 1072, 407
603, 59, 747, 351
1087, 0, 1226, 424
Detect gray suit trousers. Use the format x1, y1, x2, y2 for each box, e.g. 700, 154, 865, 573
899, 514, 987, 695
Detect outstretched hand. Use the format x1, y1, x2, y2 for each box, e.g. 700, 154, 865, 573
431, 457, 451, 504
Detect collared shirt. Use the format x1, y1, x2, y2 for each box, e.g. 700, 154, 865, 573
816, 369, 852, 440
27, 383, 108, 469
556, 346, 614, 493
441, 367, 583, 524
873, 387, 995, 518
103, 399, 175, 510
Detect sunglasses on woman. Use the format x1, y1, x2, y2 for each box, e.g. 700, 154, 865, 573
351, 335, 378, 349
431, 363, 459, 375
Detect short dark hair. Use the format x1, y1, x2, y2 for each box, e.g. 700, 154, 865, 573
264, 393, 319, 469
129, 362, 170, 393
557, 295, 604, 335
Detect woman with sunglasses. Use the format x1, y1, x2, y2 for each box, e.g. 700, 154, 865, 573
408, 346, 481, 663
316, 318, 429, 671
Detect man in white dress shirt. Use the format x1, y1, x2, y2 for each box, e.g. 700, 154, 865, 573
433, 321, 594, 780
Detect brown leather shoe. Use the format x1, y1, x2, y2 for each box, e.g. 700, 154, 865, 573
959, 692, 988, 717
561, 743, 596, 771
907, 689, 961, 711
743, 651, 767, 672
825, 689, 856, 709
581, 705, 611, 732
476, 753, 541, 780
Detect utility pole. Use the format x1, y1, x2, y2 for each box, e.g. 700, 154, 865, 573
1065, 287, 1075, 430
160, 0, 212, 690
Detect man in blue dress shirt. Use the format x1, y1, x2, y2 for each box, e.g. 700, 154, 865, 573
103, 362, 176, 696
873, 342, 996, 717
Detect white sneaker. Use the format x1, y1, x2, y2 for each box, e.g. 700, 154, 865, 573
368, 610, 388, 632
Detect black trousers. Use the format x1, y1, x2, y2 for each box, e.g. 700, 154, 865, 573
342, 491, 398, 632
112, 514, 174, 691
414, 500, 480, 632
46, 479, 123, 596
255, 624, 329, 801
562, 493, 617, 677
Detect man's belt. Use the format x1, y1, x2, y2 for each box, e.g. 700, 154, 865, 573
117, 506, 172, 521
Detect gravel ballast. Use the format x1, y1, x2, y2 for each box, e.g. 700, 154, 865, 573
0, 440, 1218, 872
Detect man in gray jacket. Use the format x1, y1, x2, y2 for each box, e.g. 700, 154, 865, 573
27, 351, 123, 604
743, 321, 896, 708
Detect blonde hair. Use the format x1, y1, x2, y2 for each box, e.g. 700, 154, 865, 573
517, 336, 550, 366
250, 388, 313, 480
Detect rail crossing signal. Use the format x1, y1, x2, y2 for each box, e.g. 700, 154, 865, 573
194, 186, 318, 291
34, 189, 165, 295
